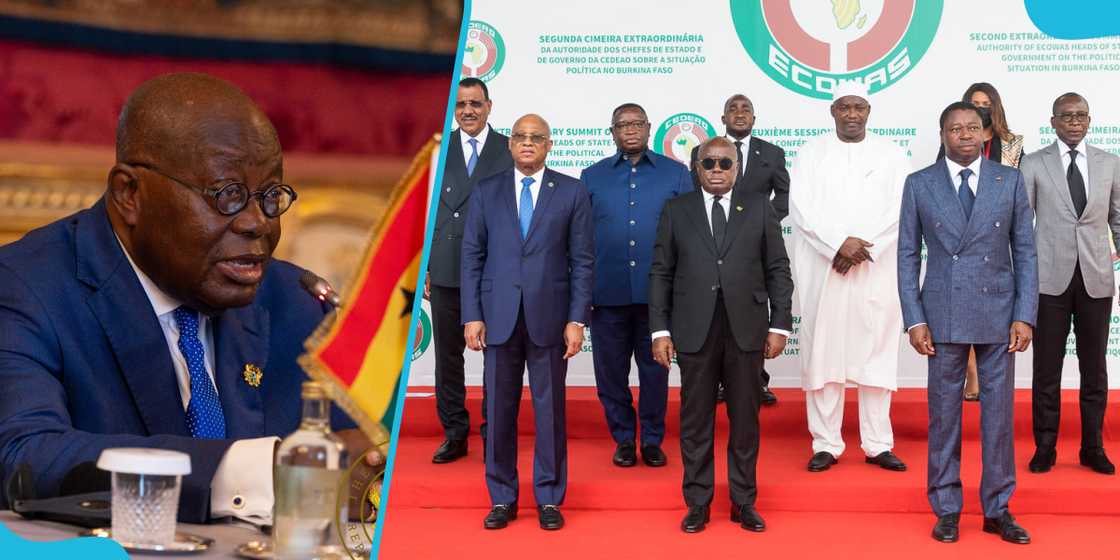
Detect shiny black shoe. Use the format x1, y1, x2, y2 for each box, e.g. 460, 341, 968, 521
1080, 448, 1116, 475
807, 451, 838, 472
641, 444, 667, 467
932, 513, 960, 543
1028, 447, 1056, 473
538, 505, 564, 530
730, 503, 766, 532
431, 438, 468, 464
761, 386, 778, 406
613, 442, 637, 467
865, 451, 907, 471
483, 504, 517, 529
681, 505, 710, 533
983, 512, 1031, 544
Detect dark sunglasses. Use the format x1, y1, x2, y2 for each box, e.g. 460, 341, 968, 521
700, 157, 735, 171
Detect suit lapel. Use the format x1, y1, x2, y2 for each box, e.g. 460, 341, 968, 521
211, 305, 268, 439
497, 168, 520, 241
684, 192, 719, 257
720, 188, 747, 256
962, 160, 1003, 242
77, 202, 189, 437
525, 169, 559, 242
475, 126, 510, 180
1043, 142, 1077, 218
928, 161, 968, 238
1087, 145, 1110, 214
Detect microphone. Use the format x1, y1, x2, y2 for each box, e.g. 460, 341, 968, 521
300, 270, 341, 308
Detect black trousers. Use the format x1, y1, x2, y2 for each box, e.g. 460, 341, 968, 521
430, 284, 486, 441
1032, 264, 1110, 452
676, 296, 763, 507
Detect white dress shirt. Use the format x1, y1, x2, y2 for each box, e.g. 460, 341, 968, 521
726, 134, 751, 176
1061, 139, 1090, 192
944, 156, 982, 195
652, 190, 790, 340
461, 125, 490, 166
118, 239, 278, 524
513, 166, 545, 210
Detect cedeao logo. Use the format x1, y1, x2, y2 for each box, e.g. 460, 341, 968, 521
731, 0, 942, 99
411, 307, 432, 361
653, 113, 718, 164
461, 21, 506, 82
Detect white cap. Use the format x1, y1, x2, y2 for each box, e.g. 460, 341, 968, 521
97, 448, 192, 476
832, 79, 869, 101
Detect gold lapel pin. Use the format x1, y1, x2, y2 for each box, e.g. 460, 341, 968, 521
242, 364, 263, 388
548, 181, 555, 188
736, 205, 744, 212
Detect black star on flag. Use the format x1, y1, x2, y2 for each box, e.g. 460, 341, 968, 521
400, 286, 416, 318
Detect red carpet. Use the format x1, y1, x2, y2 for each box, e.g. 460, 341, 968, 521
378, 388, 1120, 558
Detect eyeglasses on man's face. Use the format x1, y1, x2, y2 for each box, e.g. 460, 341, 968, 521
700, 157, 736, 171
128, 163, 297, 218
511, 133, 549, 145
611, 120, 649, 131
1055, 111, 1090, 123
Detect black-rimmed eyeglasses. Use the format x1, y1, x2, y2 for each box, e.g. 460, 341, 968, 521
128, 163, 297, 218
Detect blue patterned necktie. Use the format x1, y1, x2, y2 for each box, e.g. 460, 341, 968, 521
172, 306, 227, 439
958, 168, 975, 219
467, 138, 479, 177
519, 176, 535, 239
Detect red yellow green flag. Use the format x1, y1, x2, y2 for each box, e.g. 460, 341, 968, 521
300, 135, 435, 442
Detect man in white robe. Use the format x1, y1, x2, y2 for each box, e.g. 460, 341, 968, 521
789, 81, 912, 473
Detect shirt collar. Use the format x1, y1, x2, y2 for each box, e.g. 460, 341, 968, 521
613, 149, 655, 167
725, 133, 752, 146
944, 156, 982, 180
114, 234, 183, 317
1061, 139, 1087, 157
701, 188, 730, 203
514, 166, 546, 187
462, 125, 490, 149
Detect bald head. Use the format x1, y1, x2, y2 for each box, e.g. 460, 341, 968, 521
509, 113, 553, 174
116, 73, 280, 170
698, 136, 736, 160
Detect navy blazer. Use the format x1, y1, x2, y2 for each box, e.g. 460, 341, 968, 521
898, 159, 1038, 344
0, 200, 354, 523
460, 167, 594, 347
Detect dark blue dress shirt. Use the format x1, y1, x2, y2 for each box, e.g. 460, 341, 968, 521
580, 149, 691, 305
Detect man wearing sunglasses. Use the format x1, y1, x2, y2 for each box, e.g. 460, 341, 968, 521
0, 73, 371, 524
789, 80, 911, 475
580, 103, 691, 469
689, 94, 788, 406
650, 137, 793, 533
1023, 93, 1119, 476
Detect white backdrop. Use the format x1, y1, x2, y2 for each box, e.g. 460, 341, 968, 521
410, 0, 1120, 389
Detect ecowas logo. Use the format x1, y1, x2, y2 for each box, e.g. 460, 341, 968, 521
411, 306, 432, 361
461, 20, 506, 82
731, 0, 942, 99
654, 113, 717, 163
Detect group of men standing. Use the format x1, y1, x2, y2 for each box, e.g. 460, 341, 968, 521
424, 77, 1118, 543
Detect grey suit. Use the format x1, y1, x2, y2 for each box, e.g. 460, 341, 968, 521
898, 158, 1038, 518
1023, 141, 1120, 453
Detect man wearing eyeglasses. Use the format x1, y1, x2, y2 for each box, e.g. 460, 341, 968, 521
1023, 93, 1119, 476
899, 101, 1037, 544
461, 114, 594, 531
579, 103, 690, 469
0, 73, 373, 525
650, 137, 792, 533
689, 94, 789, 406
789, 80, 911, 475
427, 77, 514, 464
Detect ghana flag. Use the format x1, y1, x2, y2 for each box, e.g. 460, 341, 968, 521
300, 135, 436, 443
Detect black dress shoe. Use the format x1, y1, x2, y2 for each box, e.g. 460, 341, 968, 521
730, 503, 766, 532
641, 444, 667, 467
681, 505, 710, 533
1080, 448, 1116, 475
483, 504, 517, 529
538, 505, 564, 530
807, 451, 838, 472
431, 438, 468, 464
613, 442, 637, 467
865, 451, 907, 471
761, 386, 778, 406
1028, 447, 1056, 473
931, 513, 960, 543
983, 512, 1030, 544
716, 384, 726, 403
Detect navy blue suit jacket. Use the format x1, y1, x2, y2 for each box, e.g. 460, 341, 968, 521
0, 200, 354, 523
898, 159, 1038, 343
460, 167, 594, 347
